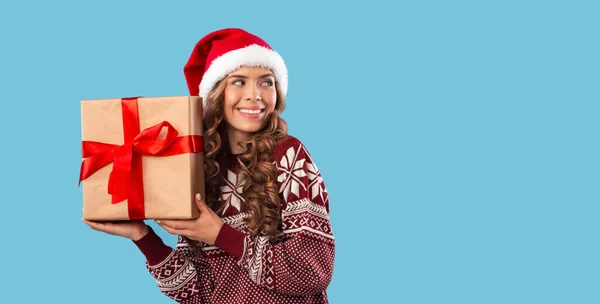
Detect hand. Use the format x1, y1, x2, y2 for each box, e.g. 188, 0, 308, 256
156, 193, 225, 245
82, 218, 149, 241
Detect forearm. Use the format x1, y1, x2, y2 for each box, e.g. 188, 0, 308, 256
133, 227, 210, 303
133, 226, 173, 265
215, 222, 335, 295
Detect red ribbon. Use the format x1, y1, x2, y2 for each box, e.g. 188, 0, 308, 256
79, 97, 203, 220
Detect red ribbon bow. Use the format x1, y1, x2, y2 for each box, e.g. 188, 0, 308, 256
79, 97, 203, 220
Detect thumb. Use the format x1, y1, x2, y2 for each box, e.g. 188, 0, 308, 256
195, 193, 208, 211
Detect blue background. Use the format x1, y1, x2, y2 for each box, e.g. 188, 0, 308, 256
1, 0, 598, 303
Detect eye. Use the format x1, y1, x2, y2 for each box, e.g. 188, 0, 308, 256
232, 79, 244, 86
261, 80, 274, 87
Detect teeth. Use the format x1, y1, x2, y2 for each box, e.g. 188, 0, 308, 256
239, 109, 262, 114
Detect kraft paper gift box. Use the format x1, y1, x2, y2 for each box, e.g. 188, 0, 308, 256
79, 96, 205, 221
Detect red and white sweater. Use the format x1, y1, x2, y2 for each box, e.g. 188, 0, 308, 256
134, 135, 335, 303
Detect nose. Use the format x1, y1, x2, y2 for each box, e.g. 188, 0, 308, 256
244, 83, 262, 101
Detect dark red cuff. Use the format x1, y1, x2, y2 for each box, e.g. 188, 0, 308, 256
214, 223, 247, 261
133, 226, 173, 266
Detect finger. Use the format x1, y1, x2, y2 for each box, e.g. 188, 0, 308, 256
156, 221, 191, 236
156, 219, 196, 230
82, 218, 110, 232
195, 193, 209, 212
156, 220, 193, 237
82, 218, 100, 228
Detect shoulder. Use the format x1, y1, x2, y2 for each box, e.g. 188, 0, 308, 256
273, 135, 329, 206
273, 135, 313, 163
274, 134, 302, 153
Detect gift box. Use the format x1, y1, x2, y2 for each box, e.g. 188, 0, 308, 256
79, 96, 205, 221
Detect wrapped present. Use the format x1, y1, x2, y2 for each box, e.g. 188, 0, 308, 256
79, 96, 205, 220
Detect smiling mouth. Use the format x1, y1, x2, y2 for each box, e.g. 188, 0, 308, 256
237, 108, 265, 115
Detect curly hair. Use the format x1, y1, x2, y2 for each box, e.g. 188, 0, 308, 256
202, 78, 288, 238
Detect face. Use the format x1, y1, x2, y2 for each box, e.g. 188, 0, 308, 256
223, 66, 277, 139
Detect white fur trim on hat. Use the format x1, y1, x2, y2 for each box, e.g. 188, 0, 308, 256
198, 44, 288, 105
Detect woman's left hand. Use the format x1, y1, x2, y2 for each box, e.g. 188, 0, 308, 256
156, 194, 225, 245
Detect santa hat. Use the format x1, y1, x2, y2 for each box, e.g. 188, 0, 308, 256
183, 28, 288, 106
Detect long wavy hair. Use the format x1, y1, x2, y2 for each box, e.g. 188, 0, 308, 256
202, 77, 288, 238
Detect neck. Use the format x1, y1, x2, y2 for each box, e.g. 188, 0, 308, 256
226, 126, 250, 155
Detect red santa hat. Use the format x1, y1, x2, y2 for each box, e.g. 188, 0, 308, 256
183, 28, 288, 106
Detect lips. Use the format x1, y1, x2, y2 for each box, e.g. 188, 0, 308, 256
237, 108, 264, 114
236, 107, 265, 119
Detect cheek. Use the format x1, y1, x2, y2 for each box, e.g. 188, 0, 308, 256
264, 90, 277, 111
222, 98, 237, 124
223, 90, 239, 110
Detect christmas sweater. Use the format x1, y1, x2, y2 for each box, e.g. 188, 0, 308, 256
133, 135, 335, 303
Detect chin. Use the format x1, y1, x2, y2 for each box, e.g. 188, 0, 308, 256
225, 114, 269, 135
237, 124, 264, 134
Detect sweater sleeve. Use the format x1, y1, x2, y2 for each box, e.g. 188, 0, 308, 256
133, 226, 213, 303
214, 141, 335, 295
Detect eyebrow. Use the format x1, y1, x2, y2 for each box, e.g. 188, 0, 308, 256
228, 73, 275, 79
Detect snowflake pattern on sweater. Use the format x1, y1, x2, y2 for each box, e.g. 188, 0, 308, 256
134, 135, 335, 304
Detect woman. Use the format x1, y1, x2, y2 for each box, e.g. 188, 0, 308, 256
83, 28, 335, 304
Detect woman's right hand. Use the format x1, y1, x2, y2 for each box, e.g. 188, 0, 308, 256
82, 218, 150, 241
